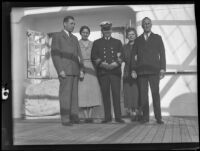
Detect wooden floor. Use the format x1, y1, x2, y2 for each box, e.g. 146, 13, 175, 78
13, 116, 199, 145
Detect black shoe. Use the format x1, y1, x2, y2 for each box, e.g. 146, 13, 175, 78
131, 116, 137, 122
88, 118, 94, 123
140, 119, 149, 124
115, 119, 125, 123
70, 115, 79, 123
71, 120, 81, 124
157, 120, 164, 124
101, 119, 112, 123
135, 114, 141, 121
84, 118, 93, 123
62, 122, 73, 126
84, 119, 89, 123
137, 114, 143, 122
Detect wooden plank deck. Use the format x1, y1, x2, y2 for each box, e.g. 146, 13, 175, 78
13, 116, 199, 145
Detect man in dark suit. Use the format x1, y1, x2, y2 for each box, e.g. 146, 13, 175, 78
51, 16, 84, 126
91, 21, 125, 123
131, 17, 166, 124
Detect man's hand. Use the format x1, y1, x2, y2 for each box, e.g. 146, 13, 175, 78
95, 58, 102, 66
99, 61, 110, 69
59, 70, 66, 78
160, 69, 165, 79
80, 71, 84, 78
108, 62, 118, 70
131, 70, 137, 79
80, 71, 85, 81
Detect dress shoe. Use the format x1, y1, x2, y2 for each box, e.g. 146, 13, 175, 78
137, 114, 143, 121
115, 119, 125, 123
101, 119, 112, 123
71, 120, 81, 124
157, 120, 164, 124
140, 119, 149, 124
62, 122, 73, 126
85, 118, 93, 123
70, 115, 79, 123
131, 115, 137, 122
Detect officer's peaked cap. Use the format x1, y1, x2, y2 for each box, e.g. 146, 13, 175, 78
100, 21, 112, 31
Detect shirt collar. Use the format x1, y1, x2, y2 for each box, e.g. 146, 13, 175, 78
104, 36, 111, 40
64, 29, 70, 37
143, 32, 151, 37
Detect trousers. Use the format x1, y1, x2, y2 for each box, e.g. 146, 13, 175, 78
98, 74, 122, 120
58, 76, 79, 123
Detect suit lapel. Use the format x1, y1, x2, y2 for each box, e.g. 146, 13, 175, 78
148, 32, 153, 41
142, 32, 153, 42
141, 34, 146, 43
61, 30, 70, 40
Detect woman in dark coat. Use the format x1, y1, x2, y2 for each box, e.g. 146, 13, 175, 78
123, 27, 139, 121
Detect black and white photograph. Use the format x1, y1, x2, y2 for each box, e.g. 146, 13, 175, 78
3, 2, 199, 150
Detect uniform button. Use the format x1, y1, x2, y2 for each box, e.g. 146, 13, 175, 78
112, 51, 114, 53
104, 51, 106, 54
104, 48, 106, 50
104, 56, 106, 58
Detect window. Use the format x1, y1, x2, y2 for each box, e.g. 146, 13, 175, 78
27, 30, 51, 79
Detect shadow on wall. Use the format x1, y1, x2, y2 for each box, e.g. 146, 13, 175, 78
169, 92, 198, 116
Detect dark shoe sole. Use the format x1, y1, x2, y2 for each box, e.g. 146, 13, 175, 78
140, 120, 149, 124
115, 119, 125, 123
62, 122, 73, 126
157, 121, 164, 124
101, 120, 112, 123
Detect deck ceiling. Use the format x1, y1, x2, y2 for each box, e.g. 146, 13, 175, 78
11, 4, 193, 22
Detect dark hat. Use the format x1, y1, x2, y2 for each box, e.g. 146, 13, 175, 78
100, 21, 112, 31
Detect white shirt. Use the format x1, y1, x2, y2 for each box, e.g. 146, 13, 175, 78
64, 29, 70, 37
144, 32, 151, 41
104, 36, 111, 40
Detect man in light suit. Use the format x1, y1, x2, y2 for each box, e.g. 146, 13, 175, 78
91, 21, 125, 123
131, 17, 166, 124
51, 16, 84, 126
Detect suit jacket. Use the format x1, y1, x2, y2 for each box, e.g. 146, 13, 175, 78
131, 32, 166, 75
51, 30, 84, 76
91, 37, 123, 76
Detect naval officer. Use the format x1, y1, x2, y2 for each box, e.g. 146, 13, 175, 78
91, 21, 125, 123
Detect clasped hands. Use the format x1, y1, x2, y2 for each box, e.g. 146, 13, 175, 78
100, 61, 118, 70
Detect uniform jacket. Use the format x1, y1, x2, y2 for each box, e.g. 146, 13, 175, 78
51, 30, 84, 76
131, 32, 166, 75
91, 37, 123, 76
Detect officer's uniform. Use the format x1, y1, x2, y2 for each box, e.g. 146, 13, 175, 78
91, 21, 124, 122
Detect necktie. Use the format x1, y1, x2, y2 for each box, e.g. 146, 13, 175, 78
145, 34, 149, 41
68, 33, 71, 38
